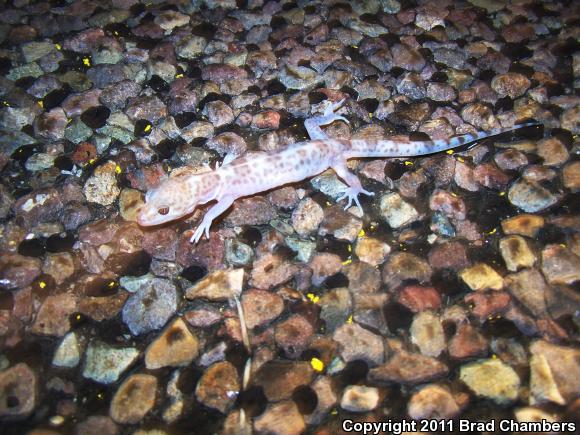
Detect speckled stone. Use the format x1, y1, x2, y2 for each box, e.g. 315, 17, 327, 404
110, 374, 157, 424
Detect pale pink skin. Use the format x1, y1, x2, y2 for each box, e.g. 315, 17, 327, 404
138, 100, 535, 243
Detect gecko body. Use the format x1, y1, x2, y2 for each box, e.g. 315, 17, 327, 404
137, 100, 536, 243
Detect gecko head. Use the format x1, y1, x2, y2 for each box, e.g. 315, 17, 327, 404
137, 177, 200, 226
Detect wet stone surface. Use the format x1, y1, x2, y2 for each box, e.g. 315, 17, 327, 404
0, 0, 578, 433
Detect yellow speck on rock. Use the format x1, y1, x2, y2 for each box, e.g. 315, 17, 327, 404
82, 57, 91, 66
115, 165, 122, 174
55, 43, 62, 50
310, 357, 324, 372
499, 191, 506, 196
143, 123, 152, 132
446, 149, 454, 155
346, 315, 353, 324
341, 258, 352, 266
175, 73, 184, 78
39, 281, 46, 289
404, 161, 414, 166
307, 293, 320, 304
358, 229, 366, 238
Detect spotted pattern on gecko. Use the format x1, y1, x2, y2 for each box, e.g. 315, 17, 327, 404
137, 100, 537, 243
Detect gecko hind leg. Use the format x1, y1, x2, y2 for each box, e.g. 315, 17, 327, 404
190, 196, 235, 243
332, 161, 374, 212
304, 99, 349, 140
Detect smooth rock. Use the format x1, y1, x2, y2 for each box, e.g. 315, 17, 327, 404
460, 359, 520, 404
145, 318, 199, 369
340, 385, 380, 412
82, 341, 139, 384
195, 361, 239, 413
110, 374, 157, 424
185, 268, 244, 301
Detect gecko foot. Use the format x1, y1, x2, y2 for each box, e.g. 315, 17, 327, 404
189, 219, 212, 244
336, 187, 375, 212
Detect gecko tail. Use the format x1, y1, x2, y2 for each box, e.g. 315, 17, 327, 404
431, 122, 539, 152
347, 122, 542, 158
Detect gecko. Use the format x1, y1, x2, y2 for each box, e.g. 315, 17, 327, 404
137, 99, 537, 243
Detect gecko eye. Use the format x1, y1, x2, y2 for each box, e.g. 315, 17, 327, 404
157, 207, 170, 215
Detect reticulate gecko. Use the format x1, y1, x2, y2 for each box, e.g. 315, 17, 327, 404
137, 100, 536, 243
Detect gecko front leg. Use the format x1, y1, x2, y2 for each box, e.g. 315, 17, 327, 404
332, 160, 375, 212
304, 99, 349, 140
190, 196, 235, 243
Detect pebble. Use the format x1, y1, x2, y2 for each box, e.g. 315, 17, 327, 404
391, 43, 425, 71
501, 214, 544, 237
118, 188, 143, 222
82, 341, 139, 384
74, 416, 119, 435
397, 285, 442, 312
499, 235, 536, 272
410, 311, 446, 357
428, 241, 469, 271
505, 268, 548, 316
195, 361, 239, 413
241, 289, 284, 329
319, 205, 363, 242
206, 132, 247, 157
254, 401, 305, 435
0, 253, 41, 289
368, 350, 448, 385
253, 360, 314, 402
291, 197, 324, 237
355, 237, 391, 266
185, 268, 244, 301
541, 244, 580, 285
83, 161, 120, 206
529, 340, 580, 404
52, 332, 81, 368
460, 358, 520, 404
122, 277, 177, 335
309, 253, 342, 286
508, 179, 559, 213
379, 192, 420, 228
563, 161, 580, 191
110, 374, 157, 424
201, 63, 248, 84
275, 314, 314, 358
249, 253, 298, 290
382, 253, 432, 289
536, 137, 569, 166
491, 73, 531, 98
448, 324, 488, 360
224, 197, 276, 226
145, 318, 199, 369
202, 100, 234, 127
429, 189, 466, 220
407, 384, 461, 420
320, 287, 352, 332
0, 363, 37, 418
31, 293, 77, 337
340, 385, 380, 412
494, 149, 528, 171
305, 376, 337, 425
460, 263, 504, 291
333, 323, 384, 366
